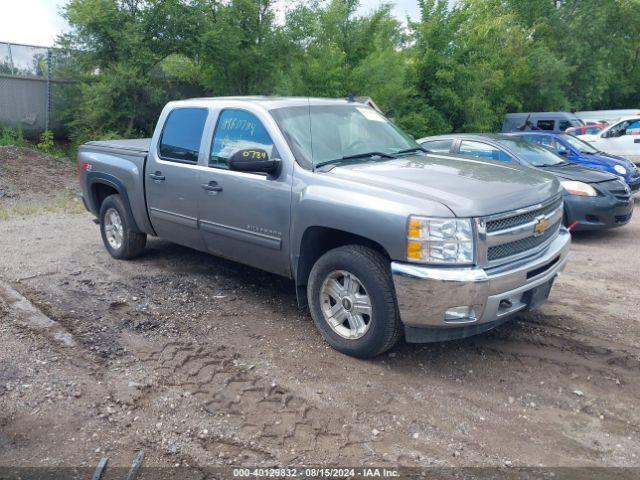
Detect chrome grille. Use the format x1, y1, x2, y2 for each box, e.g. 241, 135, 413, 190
488, 220, 561, 261
480, 196, 564, 266
486, 197, 563, 233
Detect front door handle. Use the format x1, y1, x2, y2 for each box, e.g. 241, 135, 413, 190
634, 138, 640, 144
202, 181, 223, 192
149, 171, 165, 181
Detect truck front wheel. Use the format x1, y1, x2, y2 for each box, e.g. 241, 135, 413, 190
99, 194, 147, 260
307, 245, 401, 358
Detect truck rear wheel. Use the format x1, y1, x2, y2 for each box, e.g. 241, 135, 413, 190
307, 245, 401, 358
99, 194, 147, 260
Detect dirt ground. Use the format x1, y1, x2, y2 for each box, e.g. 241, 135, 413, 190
0, 147, 639, 472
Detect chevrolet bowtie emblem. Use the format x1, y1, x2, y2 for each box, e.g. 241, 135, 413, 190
534, 217, 550, 236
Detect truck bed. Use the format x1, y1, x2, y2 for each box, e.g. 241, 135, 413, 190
83, 138, 151, 155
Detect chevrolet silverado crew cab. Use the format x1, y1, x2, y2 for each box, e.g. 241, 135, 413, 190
79, 97, 571, 358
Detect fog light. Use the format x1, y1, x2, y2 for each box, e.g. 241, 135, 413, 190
444, 306, 478, 323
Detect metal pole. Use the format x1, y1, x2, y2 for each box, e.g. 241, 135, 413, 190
45, 49, 51, 132
7, 42, 14, 75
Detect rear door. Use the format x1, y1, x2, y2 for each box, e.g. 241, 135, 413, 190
145, 107, 209, 250
197, 108, 292, 276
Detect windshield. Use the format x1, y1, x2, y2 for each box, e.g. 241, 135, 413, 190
496, 138, 567, 167
270, 104, 418, 168
558, 133, 599, 154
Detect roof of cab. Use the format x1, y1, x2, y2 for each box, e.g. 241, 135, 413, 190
166, 96, 357, 111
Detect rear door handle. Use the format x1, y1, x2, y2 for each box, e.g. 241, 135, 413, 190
202, 181, 223, 192
634, 139, 640, 143
149, 171, 165, 181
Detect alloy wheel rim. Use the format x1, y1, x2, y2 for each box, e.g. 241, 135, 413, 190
104, 208, 124, 250
320, 270, 372, 340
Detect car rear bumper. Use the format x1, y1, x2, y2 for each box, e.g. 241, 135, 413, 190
565, 194, 634, 231
391, 228, 571, 342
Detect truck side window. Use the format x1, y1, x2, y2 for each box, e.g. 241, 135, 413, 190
536, 120, 555, 131
558, 120, 572, 131
459, 141, 512, 162
625, 120, 640, 135
210, 109, 274, 169
159, 108, 208, 163
420, 139, 453, 153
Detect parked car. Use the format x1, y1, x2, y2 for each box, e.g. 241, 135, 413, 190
78, 97, 571, 358
566, 124, 606, 136
502, 112, 583, 133
579, 116, 640, 165
506, 131, 640, 193
576, 109, 640, 125
419, 134, 634, 231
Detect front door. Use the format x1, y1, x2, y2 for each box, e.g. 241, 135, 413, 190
197, 108, 292, 276
145, 107, 209, 250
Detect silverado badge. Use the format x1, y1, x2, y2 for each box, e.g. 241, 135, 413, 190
534, 216, 550, 236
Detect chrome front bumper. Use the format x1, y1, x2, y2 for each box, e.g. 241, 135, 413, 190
391, 228, 571, 332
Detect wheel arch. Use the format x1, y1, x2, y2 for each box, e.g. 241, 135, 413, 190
88, 173, 141, 233
294, 226, 392, 308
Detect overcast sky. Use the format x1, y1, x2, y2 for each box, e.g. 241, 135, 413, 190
0, 0, 422, 47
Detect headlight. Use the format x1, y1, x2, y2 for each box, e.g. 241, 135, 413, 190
614, 165, 627, 175
407, 216, 474, 265
561, 180, 597, 197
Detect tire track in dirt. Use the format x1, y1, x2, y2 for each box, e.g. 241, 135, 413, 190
129, 339, 379, 465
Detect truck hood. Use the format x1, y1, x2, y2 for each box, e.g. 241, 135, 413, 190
537, 163, 618, 183
327, 154, 559, 218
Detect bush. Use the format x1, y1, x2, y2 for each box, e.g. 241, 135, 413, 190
36, 130, 56, 153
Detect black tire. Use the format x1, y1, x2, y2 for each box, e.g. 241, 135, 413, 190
99, 194, 147, 260
307, 245, 402, 358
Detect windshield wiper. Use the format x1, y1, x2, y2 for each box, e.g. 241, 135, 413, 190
315, 151, 396, 169
394, 146, 428, 155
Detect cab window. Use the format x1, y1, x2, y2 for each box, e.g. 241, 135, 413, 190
559, 120, 573, 131
536, 120, 555, 131
459, 141, 512, 162
210, 110, 275, 169
159, 108, 208, 163
420, 139, 453, 153
609, 119, 640, 137
626, 120, 640, 135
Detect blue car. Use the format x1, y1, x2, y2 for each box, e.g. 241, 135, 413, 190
506, 131, 640, 193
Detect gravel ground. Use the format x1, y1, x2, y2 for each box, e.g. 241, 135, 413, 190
0, 148, 639, 471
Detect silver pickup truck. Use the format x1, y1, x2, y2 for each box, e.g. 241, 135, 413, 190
78, 97, 571, 357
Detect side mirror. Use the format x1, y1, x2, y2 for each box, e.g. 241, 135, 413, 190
601, 131, 610, 138
557, 148, 568, 156
229, 148, 280, 174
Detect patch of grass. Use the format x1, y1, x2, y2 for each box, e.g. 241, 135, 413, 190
0, 191, 86, 221
0, 126, 25, 147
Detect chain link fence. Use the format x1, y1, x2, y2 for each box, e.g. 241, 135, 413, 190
0, 41, 76, 137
